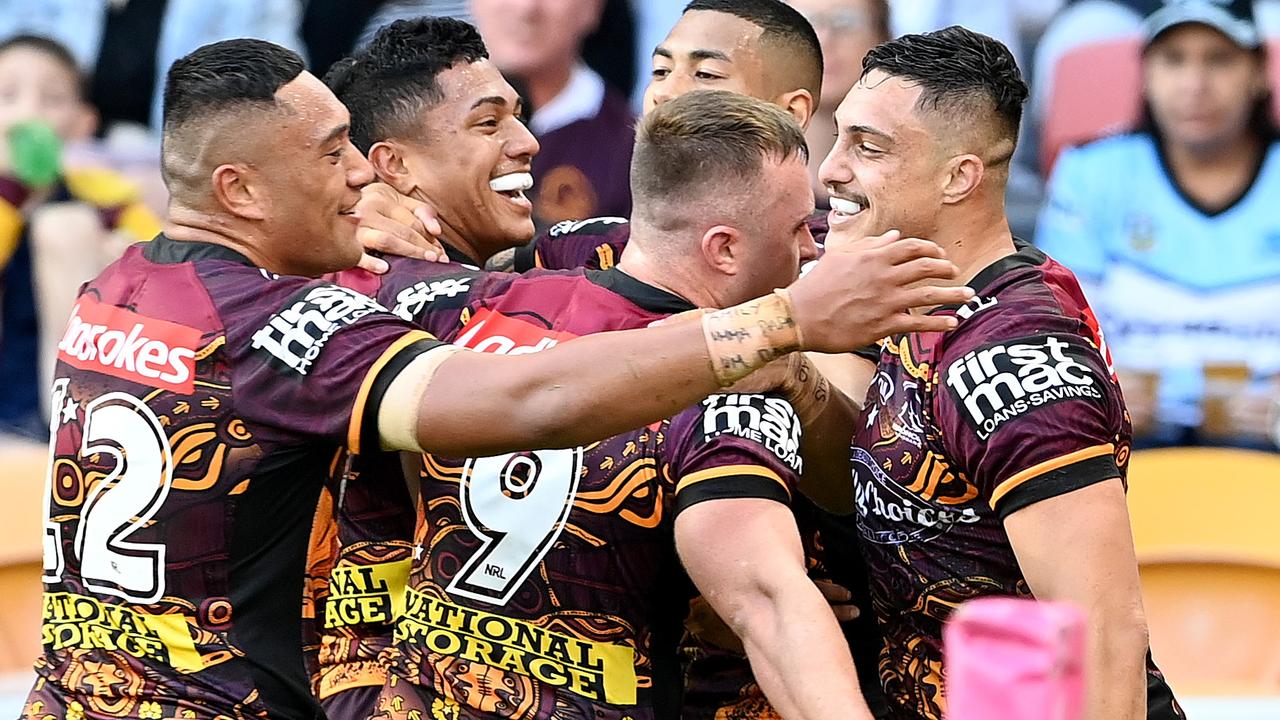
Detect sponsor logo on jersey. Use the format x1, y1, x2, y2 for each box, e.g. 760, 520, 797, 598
851, 447, 981, 545
325, 558, 411, 628
391, 276, 472, 322
701, 394, 803, 472
56, 297, 200, 393
943, 334, 1103, 440
548, 216, 627, 237
42, 591, 218, 673
397, 589, 637, 705
252, 285, 385, 375
453, 308, 578, 355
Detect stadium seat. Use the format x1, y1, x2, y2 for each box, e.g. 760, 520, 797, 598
1127, 448, 1280, 696
0, 444, 46, 676
1040, 36, 1144, 175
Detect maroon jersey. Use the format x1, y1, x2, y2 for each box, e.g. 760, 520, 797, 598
843, 242, 1181, 720
301, 449, 415, 712
299, 249, 484, 717
514, 214, 830, 273
23, 237, 444, 720
362, 262, 806, 720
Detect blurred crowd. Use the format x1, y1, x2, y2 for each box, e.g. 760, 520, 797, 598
0, 0, 1278, 451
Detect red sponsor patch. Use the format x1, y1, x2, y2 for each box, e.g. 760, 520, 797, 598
453, 308, 578, 355
57, 296, 202, 393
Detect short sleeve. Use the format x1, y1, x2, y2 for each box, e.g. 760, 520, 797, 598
1035, 146, 1109, 283
666, 393, 805, 516
934, 319, 1126, 520
229, 280, 445, 450
515, 217, 630, 271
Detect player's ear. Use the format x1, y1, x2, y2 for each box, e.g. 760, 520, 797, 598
210, 163, 266, 221
940, 154, 984, 205
776, 88, 815, 130
368, 141, 415, 196
700, 224, 741, 276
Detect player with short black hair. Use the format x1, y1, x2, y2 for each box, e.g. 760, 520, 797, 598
861, 26, 1026, 166
24, 37, 965, 720
324, 18, 489, 156
675, 0, 824, 103
819, 27, 1185, 720
327, 18, 537, 269
307, 19, 539, 718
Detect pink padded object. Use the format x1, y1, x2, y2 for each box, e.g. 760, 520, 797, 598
944, 598, 1086, 720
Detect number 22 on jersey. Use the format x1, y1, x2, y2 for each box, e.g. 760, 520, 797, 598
447, 448, 583, 605
43, 379, 177, 604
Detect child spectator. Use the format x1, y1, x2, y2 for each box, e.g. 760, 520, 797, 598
0, 36, 160, 441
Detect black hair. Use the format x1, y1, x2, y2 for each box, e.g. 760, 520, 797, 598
683, 0, 823, 100
862, 26, 1028, 157
325, 17, 488, 153
162, 38, 305, 132
0, 34, 87, 97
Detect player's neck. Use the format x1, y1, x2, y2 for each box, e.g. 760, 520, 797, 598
437, 225, 485, 265
617, 243, 720, 309
933, 205, 1017, 289
163, 207, 298, 276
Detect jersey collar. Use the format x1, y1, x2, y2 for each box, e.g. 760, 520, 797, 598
144, 234, 256, 266
585, 267, 697, 315
930, 238, 1044, 315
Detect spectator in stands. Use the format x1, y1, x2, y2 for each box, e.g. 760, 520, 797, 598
0, 36, 161, 441
471, 0, 635, 225
787, 0, 891, 205
0, 0, 305, 132
1037, 0, 1280, 450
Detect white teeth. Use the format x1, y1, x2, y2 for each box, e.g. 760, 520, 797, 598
830, 197, 863, 215
490, 172, 534, 193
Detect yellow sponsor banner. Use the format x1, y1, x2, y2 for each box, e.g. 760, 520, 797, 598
325, 558, 411, 628
396, 589, 637, 705
41, 592, 204, 673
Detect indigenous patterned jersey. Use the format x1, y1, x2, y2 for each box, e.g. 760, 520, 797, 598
23, 237, 444, 720
301, 449, 416, 712
363, 261, 806, 720
301, 248, 483, 717
842, 242, 1182, 720
513, 214, 829, 273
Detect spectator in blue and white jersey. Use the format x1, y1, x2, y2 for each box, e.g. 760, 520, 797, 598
1037, 0, 1280, 450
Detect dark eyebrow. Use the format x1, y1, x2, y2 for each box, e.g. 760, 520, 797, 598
690, 48, 732, 63
652, 46, 731, 64
847, 124, 893, 142
471, 95, 508, 111
319, 123, 348, 149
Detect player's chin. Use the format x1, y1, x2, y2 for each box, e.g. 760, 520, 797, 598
506, 215, 536, 243
487, 200, 535, 237
331, 225, 364, 269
